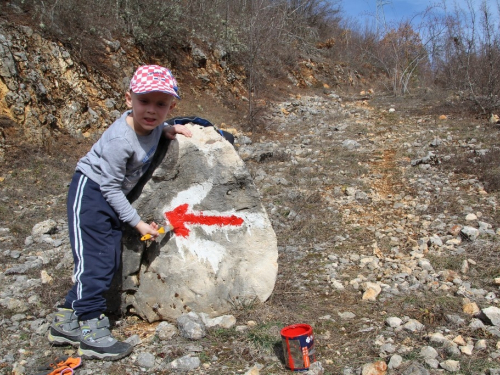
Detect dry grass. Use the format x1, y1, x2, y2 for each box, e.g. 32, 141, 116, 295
0, 132, 92, 239
451, 148, 500, 193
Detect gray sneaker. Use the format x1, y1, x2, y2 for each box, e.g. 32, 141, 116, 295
77, 314, 133, 361
48, 307, 81, 346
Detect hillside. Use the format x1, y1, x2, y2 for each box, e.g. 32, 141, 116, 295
2, 4, 500, 375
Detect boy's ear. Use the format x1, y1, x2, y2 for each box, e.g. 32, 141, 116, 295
169, 101, 177, 112
125, 91, 133, 108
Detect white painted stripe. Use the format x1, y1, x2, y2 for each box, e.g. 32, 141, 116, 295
71, 174, 87, 304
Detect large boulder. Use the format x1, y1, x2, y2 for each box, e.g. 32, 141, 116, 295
120, 124, 278, 322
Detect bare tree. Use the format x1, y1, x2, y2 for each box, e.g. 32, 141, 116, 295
436, 0, 500, 113
359, 5, 446, 96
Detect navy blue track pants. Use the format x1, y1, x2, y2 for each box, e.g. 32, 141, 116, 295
65, 171, 122, 321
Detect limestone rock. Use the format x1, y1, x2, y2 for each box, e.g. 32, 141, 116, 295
121, 125, 278, 322
480, 306, 500, 327
440, 359, 460, 372
361, 360, 387, 375
31, 219, 57, 241
362, 282, 382, 301
165, 355, 201, 371
199, 313, 236, 328
177, 312, 206, 340
460, 226, 479, 241
155, 321, 178, 340
402, 362, 430, 375
463, 301, 480, 315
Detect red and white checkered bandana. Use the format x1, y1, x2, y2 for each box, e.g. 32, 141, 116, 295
129, 65, 180, 99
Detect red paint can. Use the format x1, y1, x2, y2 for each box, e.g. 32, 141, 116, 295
280, 324, 315, 371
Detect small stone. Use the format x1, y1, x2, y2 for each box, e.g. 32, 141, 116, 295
388, 354, 402, 369
156, 321, 177, 340
447, 238, 462, 245
402, 319, 424, 332
166, 355, 201, 371
469, 318, 486, 329
380, 343, 396, 354
136, 352, 156, 368
385, 317, 402, 328
12, 363, 25, 375
461, 260, 469, 273
475, 339, 487, 350
460, 344, 474, 355
445, 314, 465, 326
463, 302, 480, 315
440, 359, 460, 372
453, 335, 467, 346
482, 306, 500, 326
444, 341, 461, 356
461, 226, 479, 241
244, 363, 264, 375
199, 313, 236, 329
362, 282, 381, 301
307, 361, 324, 375
338, 311, 356, 320
125, 334, 142, 347
428, 332, 447, 343
177, 312, 206, 340
361, 360, 387, 375
448, 225, 462, 236
331, 279, 345, 290
32, 219, 58, 240
404, 363, 430, 374
41, 270, 53, 284
424, 359, 439, 369
420, 346, 438, 359
465, 213, 477, 221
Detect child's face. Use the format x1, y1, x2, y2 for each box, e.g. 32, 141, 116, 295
125, 91, 176, 135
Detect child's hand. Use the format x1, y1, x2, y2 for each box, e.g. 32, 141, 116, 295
164, 124, 192, 140
135, 220, 159, 240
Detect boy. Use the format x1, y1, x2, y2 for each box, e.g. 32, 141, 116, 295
48, 65, 192, 361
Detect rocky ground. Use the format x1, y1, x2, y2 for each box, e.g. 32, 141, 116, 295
1, 90, 500, 375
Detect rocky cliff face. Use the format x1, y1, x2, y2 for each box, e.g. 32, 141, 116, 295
0, 19, 136, 144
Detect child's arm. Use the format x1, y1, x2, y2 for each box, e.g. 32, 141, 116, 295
99, 138, 150, 232
164, 124, 192, 140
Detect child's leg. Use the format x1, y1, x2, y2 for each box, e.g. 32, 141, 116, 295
54, 171, 131, 360
65, 171, 122, 320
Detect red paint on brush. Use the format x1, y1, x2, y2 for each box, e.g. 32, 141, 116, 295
165, 204, 244, 237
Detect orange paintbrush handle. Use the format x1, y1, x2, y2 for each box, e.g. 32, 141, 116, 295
140, 226, 166, 241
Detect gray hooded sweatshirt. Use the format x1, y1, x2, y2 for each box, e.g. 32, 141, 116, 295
76, 110, 165, 227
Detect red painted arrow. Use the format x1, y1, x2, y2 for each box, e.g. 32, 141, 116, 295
165, 204, 244, 237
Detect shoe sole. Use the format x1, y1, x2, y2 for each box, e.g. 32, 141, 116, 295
77, 346, 133, 361
48, 332, 80, 347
